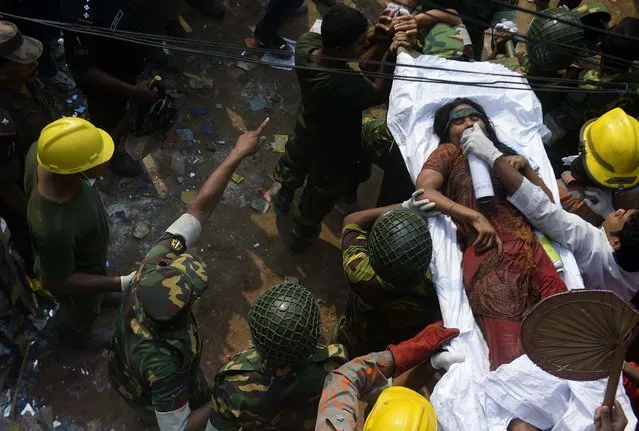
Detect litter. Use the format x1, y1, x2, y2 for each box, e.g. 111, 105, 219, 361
201, 122, 214, 136
180, 191, 197, 204
239, 195, 248, 208
177, 176, 184, 184
216, 103, 223, 110
284, 275, 300, 284
20, 403, 35, 416
189, 172, 196, 178
191, 107, 208, 116
231, 173, 245, 184
273, 134, 288, 153
54, 420, 62, 428
183, 72, 213, 90
74, 105, 86, 114
236, 60, 256, 71
114, 210, 126, 220
249, 99, 266, 111
176, 128, 194, 141
72, 94, 79, 101
251, 198, 270, 214
216, 140, 226, 145
133, 222, 151, 239
65, 98, 73, 104
253, 243, 260, 249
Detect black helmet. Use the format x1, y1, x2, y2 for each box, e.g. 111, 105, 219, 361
248, 283, 321, 364
527, 8, 586, 72
367, 208, 432, 289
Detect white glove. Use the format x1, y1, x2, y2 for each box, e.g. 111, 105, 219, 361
120, 271, 137, 292
430, 351, 465, 371
494, 19, 519, 35
402, 189, 439, 218
461, 124, 503, 167
562, 154, 579, 167
584, 187, 614, 218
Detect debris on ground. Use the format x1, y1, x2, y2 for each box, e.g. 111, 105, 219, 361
175, 128, 194, 142
201, 122, 214, 136
180, 191, 197, 204
249, 99, 266, 112
231, 173, 245, 184
132, 222, 151, 239
171, 152, 186, 176
183, 72, 214, 90
272, 134, 287, 153
250, 198, 270, 214
191, 107, 208, 117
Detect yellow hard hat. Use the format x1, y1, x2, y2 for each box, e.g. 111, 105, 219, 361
37, 117, 114, 174
582, 108, 639, 190
364, 387, 437, 431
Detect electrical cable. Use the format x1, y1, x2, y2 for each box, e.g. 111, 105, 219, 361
0, 12, 635, 94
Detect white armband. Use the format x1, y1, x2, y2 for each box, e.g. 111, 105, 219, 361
156, 403, 190, 431
166, 213, 202, 248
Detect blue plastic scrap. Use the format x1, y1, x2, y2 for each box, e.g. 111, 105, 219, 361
249, 99, 266, 111
191, 107, 208, 116
201, 122, 213, 135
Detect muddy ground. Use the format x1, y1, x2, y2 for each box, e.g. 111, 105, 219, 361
9, 0, 638, 429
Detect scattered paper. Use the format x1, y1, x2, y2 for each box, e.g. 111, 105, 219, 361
181, 191, 197, 204
231, 173, 245, 184
273, 134, 288, 153
250, 198, 270, 214
261, 38, 296, 71
310, 19, 322, 34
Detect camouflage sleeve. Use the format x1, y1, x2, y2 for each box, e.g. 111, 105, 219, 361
315, 351, 394, 431
141, 233, 188, 266
341, 224, 374, 285
209, 377, 242, 431
134, 348, 191, 413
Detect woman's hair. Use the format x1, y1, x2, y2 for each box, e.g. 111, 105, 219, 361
432, 97, 515, 155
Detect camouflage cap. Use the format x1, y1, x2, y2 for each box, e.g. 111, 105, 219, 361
135, 236, 209, 322
0, 21, 42, 64
573, 2, 611, 21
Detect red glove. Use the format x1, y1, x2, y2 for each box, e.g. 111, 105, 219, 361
387, 321, 460, 377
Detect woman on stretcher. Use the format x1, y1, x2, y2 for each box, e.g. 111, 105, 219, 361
416, 98, 568, 370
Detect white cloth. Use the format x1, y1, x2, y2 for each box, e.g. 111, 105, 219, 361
386, 53, 637, 430
166, 213, 203, 248
510, 178, 639, 301
155, 403, 190, 431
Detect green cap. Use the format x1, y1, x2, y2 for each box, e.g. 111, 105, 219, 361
0, 21, 42, 64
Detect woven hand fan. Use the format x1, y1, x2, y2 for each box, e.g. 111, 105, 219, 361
522, 290, 639, 408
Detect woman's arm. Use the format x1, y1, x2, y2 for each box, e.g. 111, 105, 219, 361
417, 168, 502, 253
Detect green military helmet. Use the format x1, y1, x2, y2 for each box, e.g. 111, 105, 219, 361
247, 283, 321, 364
526, 8, 586, 72
135, 251, 210, 323
367, 208, 432, 289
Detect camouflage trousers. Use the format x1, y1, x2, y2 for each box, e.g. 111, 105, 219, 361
53, 293, 103, 336
274, 137, 367, 240
108, 356, 211, 424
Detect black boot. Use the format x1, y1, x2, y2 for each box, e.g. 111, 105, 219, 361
255, 23, 293, 57
110, 150, 142, 178
186, 0, 225, 18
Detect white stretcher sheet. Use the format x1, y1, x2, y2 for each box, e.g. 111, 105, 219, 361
386, 53, 637, 430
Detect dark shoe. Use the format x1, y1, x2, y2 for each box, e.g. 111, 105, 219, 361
110, 151, 142, 178
289, 233, 313, 255
273, 191, 293, 215
59, 327, 114, 350
187, 0, 225, 18
102, 292, 123, 309
254, 26, 293, 57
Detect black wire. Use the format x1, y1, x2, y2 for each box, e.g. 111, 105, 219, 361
486, 0, 639, 44
1, 12, 634, 94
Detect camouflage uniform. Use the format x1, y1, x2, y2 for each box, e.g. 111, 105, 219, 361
422, 23, 466, 60
107, 233, 211, 423
335, 224, 441, 359
209, 345, 348, 431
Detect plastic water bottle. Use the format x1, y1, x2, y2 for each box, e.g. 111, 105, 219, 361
468, 153, 495, 203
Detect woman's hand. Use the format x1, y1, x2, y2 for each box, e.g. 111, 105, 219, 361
470, 212, 502, 254
502, 155, 530, 172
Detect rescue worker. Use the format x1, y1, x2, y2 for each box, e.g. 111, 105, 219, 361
337, 197, 442, 358
62, 0, 162, 177
315, 321, 461, 431
359, 2, 472, 207
461, 122, 639, 301
209, 282, 348, 430
25, 118, 136, 349
273, 5, 400, 254
556, 108, 639, 228
543, 17, 639, 169
0, 21, 53, 276
108, 118, 270, 429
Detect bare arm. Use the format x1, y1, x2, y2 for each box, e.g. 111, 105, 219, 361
343, 204, 401, 229
185, 403, 211, 431
187, 119, 269, 225
416, 9, 462, 29
416, 168, 502, 253
44, 272, 121, 295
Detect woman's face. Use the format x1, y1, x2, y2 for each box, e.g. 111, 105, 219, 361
447, 104, 488, 145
